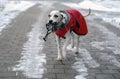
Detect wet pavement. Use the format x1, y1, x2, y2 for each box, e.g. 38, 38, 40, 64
0, 1, 120, 79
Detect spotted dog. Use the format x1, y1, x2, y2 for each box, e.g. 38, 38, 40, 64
46, 9, 90, 60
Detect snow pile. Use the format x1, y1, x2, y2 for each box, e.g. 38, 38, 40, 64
79, 1, 108, 11
0, 1, 36, 34
63, 0, 120, 12
78, 1, 120, 12
4, 1, 35, 12
62, 0, 120, 29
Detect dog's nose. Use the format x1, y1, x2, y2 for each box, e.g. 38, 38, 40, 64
49, 20, 53, 24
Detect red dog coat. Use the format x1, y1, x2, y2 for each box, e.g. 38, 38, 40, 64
55, 9, 88, 38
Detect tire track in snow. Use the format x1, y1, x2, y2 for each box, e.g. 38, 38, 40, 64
12, 2, 54, 78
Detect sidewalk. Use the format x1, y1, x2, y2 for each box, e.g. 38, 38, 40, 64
0, 2, 120, 79
0, 4, 41, 79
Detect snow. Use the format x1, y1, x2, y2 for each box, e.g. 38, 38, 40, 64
99, 53, 120, 68
79, 1, 109, 11
0, 1, 36, 34
78, 1, 120, 12
12, 1, 54, 78
0, 0, 119, 78
67, 45, 99, 79
90, 22, 120, 55
13, 17, 46, 78
4, 1, 35, 12
62, 1, 120, 12
62, 0, 120, 30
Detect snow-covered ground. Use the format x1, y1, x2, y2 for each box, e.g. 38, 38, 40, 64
13, 18, 46, 78
67, 45, 100, 79
62, 0, 120, 29
63, 1, 120, 79
1, 0, 119, 34
0, 1, 36, 34
12, 1, 54, 78
1, 0, 120, 79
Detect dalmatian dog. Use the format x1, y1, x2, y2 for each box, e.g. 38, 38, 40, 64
47, 9, 90, 60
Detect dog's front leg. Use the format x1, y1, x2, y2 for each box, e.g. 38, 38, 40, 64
55, 35, 62, 60
63, 36, 71, 59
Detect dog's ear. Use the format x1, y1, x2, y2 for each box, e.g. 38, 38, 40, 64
59, 10, 65, 18
59, 10, 65, 13
61, 14, 63, 18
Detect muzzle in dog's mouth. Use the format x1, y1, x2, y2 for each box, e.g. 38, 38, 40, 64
43, 23, 57, 41
46, 22, 57, 32
49, 20, 58, 25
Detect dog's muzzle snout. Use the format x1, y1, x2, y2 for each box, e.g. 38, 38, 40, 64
49, 20, 57, 25
49, 20, 53, 24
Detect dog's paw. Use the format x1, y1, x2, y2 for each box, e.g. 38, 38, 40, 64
57, 57, 62, 61
75, 52, 79, 54
63, 55, 67, 60
62, 52, 67, 59
71, 44, 74, 48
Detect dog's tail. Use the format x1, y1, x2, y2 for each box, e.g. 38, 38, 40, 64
84, 8, 91, 17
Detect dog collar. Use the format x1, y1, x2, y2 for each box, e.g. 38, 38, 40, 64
55, 11, 70, 30
55, 10, 74, 39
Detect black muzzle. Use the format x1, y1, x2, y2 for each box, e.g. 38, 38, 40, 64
43, 23, 57, 41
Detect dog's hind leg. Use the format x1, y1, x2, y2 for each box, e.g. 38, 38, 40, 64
76, 35, 80, 54
56, 35, 62, 60
71, 32, 74, 48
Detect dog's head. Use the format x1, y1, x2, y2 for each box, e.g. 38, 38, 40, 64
48, 10, 63, 25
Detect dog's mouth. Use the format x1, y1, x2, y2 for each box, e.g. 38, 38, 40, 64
46, 22, 58, 32
49, 20, 58, 25
48, 21, 59, 31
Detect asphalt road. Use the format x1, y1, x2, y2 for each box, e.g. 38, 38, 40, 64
0, 1, 120, 79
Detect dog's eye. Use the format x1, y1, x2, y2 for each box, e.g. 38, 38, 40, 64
54, 15, 58, 18
48, 15, 51, 17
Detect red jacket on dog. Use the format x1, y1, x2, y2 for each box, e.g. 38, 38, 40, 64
55, 9, 88, 38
